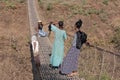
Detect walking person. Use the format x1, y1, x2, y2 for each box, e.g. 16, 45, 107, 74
48, 21, 67, 69
60, 19, 89, 76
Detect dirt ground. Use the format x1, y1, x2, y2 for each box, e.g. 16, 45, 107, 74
0, 0, 33, 80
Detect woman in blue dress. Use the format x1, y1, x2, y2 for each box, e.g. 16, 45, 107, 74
48, 21, 67, 69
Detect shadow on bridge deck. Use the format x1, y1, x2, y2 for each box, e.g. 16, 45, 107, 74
30, 44, 41, 80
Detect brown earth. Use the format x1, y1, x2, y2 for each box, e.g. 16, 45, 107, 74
0, 0, 33, 80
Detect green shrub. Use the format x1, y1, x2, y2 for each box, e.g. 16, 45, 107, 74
17, 0, 25, 3
87, 8, 103, 15
6, 2, 16, 10
1, 0, 8, 2
111, 26, 120, 52
38, 0, 42, 4
11, 43, 17, 50
103, 0, 109, 5
38, 0, 44, 9
46, 3, 53, 11
100, 73, 111, 80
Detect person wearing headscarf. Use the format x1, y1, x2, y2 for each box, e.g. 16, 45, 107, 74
48, 21, 67, 69
60, 19, 89, 76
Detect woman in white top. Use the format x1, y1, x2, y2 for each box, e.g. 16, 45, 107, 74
31, 34, 40, 66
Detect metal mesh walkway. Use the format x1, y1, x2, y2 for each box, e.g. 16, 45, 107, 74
28, 0, 81, 80
38, 37, 78, 80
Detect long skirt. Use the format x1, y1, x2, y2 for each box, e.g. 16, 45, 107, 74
34, 54, 40, 66
60, 46, 80, 74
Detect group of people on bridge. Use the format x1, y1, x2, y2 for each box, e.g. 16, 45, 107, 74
32, 19, 89, 77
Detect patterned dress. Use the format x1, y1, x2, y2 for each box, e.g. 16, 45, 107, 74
50, 25, 67, 67
60, 33, 80, 74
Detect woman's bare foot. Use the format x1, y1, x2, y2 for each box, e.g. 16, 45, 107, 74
67, 73, 75, 77
67, 72, 78, 77
72, 72, 78, 76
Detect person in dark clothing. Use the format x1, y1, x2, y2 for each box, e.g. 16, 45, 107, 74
60, 19, 89, 76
